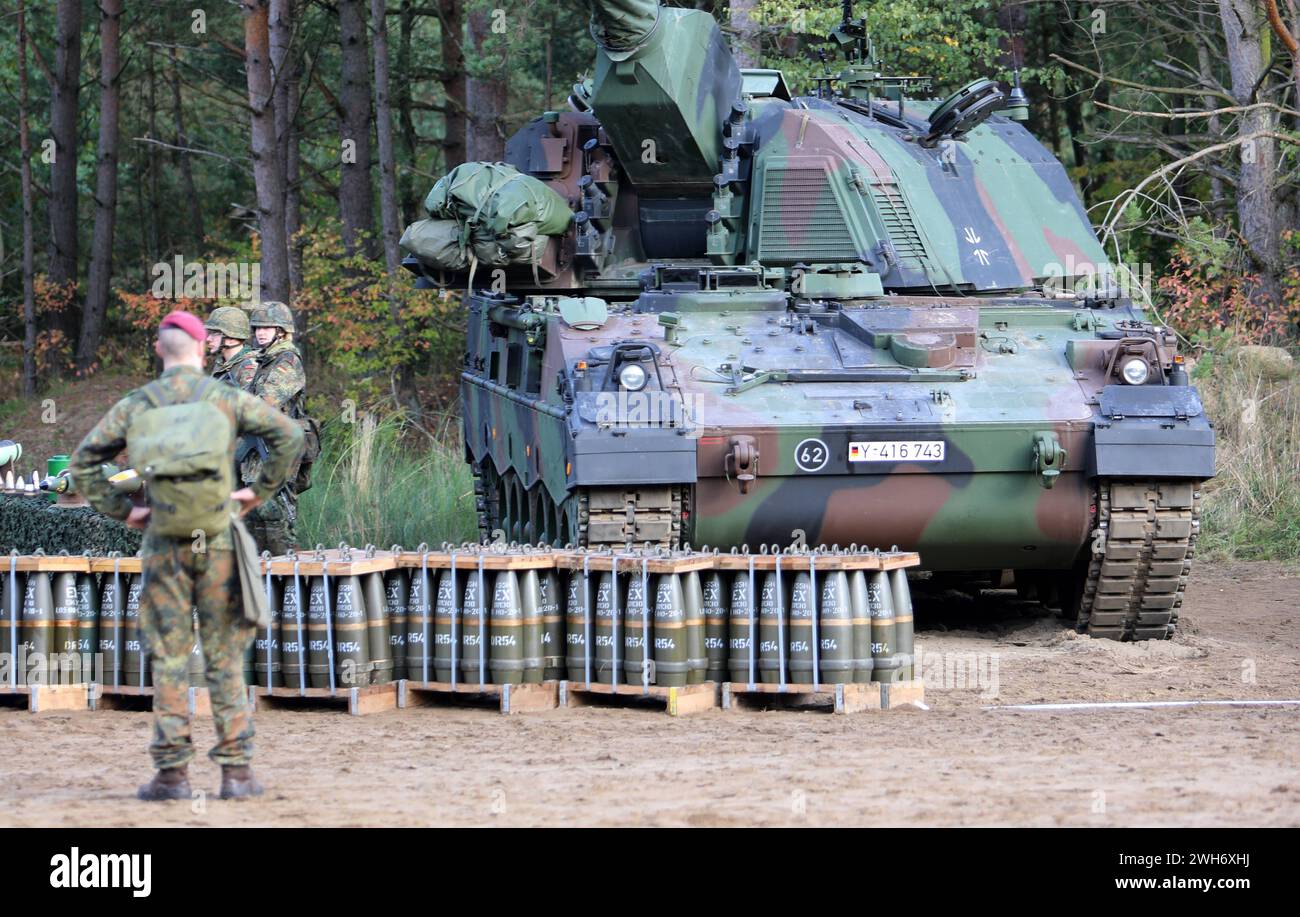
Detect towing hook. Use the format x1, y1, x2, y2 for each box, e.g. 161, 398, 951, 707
1032, 432, 1066, 490
726, 435, 759, 494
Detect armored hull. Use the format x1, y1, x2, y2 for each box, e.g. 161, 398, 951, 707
405, 0, 1214, 640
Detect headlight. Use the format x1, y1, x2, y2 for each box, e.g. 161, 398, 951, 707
1120, 357, 1150, 385
618, 362, 648, 391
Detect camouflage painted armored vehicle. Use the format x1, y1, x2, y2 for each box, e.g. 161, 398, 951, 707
401, 0, 1215, 640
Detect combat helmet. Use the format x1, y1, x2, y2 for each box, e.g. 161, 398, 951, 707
204, 305, 251, 340
249, 301, 295, 333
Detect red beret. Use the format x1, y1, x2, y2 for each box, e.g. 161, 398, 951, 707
159, 310, 207, 343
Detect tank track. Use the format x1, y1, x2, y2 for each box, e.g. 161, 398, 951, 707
1074, 479, 1202, 640
472, 462, 688, 548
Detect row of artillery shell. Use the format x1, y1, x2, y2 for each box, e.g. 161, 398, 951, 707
2, 547, 918, 689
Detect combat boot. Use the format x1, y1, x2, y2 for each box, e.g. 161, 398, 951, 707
137, 765, 192, 801
219, 765, 265, 799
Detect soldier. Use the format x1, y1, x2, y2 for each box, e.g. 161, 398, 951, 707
240, 302, 310, 557
204, 306, 259, 388
69, 310, 303, 801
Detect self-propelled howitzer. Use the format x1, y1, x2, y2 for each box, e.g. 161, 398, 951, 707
401, 0, 1214, 640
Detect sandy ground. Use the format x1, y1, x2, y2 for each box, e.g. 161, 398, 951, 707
2, 559, 1297, 827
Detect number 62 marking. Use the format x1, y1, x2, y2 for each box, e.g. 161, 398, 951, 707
794, 438, 829, 472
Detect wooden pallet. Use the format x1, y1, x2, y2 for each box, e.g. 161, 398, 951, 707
5, 555, 92, 573
712, 551, 920, 573
90, 683, 220, 716
263, 549, 397, 576
559, 680, 719, 716
553, 551, 717, 574
395, 548, 559, 572
721, 678, 926, 714
0, 682, 91, 713
398, 678, 559, 715
249, 682, 398, 716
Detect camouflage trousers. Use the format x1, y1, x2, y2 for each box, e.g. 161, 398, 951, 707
140, 535, 255, 769
246, 487, 298, 557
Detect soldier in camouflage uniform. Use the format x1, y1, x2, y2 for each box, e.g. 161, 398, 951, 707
70, 311, 303, 801
240, 302, 308, 557
204, 306, 260, 388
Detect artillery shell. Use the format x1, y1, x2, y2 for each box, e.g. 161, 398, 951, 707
489, 570, 525, 685
564, 568, 591, 682
786, 571, 815, 684
363, 572, 393, 685
653, 573, 689, 687
406, 566, 432, 682
849, 570, 873, 683
592, 571, 617, 684
333, 574, 373, 687
306, 576, 332, 688
432, 567, 462, 683
622, 571, 652, 686
97, 573, 125, 687
682, 570, 708, 684
889, 568, 915, 681
520, 569, 544, 684
51, 571, 79, 683
818, 570, 855, 685
758, 571, 788, 684
868, 571, 899, 683
727, 571, 756, 684
538, 569, 564, 681
121, 575, 149, 688
460, 571, 488, 684
384, 569, 408, 682
701, 570, 728, 683
19, 571, 54, 684
74, 573, 98, 681
279, 572, 309, 688
254, 576, 282, 688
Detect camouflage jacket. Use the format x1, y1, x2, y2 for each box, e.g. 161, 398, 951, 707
70, 366, 305, 540
212, 343, 260, 389
251, 340, 306, 415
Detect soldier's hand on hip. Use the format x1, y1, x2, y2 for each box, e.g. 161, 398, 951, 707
125, 506, 152, 530
232, 487, 262, 516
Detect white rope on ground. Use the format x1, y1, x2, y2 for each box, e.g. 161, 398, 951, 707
984, 699, 1300, 712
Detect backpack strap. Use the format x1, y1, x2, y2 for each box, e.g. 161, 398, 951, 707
188, 376, 216, 404
138, 380, 168, 410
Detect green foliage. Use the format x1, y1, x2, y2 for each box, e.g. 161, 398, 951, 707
296, 413, 478, 550
1197, 356, 1300, 562
750, 0, 1012, 96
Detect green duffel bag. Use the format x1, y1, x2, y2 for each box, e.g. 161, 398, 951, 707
422, 162, 518, 222
399, 218, 469, 271
470, 172, 573, 266
127, 377, 234, 539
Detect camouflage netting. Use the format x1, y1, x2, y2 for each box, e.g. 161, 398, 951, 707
0, 495, 141, 556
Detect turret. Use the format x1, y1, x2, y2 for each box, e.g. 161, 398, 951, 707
582, 0, 742, 195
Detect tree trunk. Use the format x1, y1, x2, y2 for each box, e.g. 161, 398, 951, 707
271, 0, 303, 298
338, 0, 376, 257
145, 47, 164, 266
48, 0, 82, 349
440, 0, 467, 169
465, 3, 506, 161
1218, 0, 1280, 290
48, 0, 82, 285
372, 0, 424, 424
397, 1, 421, 225
730, 0, 760, 68
19, 0, 37, 397
243, 0, 292, 305
169, 48, 206, 249
76, 0, 124, 375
